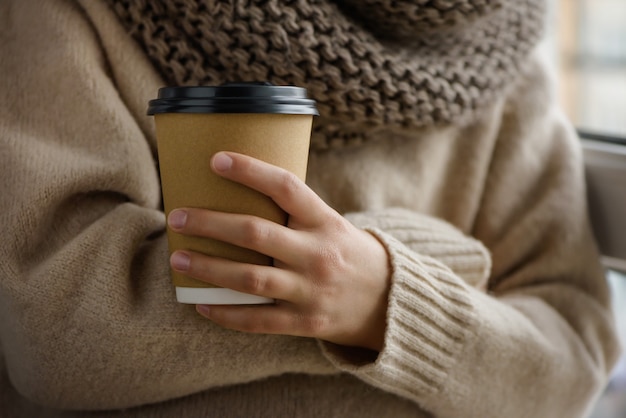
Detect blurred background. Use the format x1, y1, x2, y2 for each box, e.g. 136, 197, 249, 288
546, 1, 626, 417
547, 0, 626, 138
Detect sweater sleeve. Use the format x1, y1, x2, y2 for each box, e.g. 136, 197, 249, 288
0, 0, 334, 411
319, 57, 622, 417
345, 209, 492, 290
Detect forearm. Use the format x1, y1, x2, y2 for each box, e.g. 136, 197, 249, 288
0, 1, 334, 409
318, 55, 622, 415
432, 283, 616, 418
345, 208, 492, 289
0, 197, 334, 410
320, 222, 618, 418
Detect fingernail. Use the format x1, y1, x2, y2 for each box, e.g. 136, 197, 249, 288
168, 209, 187, 229
212, 152, 233, 172
197, 304, 211, 317
170, 251, 190, 271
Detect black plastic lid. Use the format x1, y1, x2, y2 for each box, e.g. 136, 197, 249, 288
147, 82, 319, 116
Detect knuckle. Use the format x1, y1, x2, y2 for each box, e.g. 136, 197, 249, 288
240, 268, 266, 295
311, 244, 344, 279
309, 216, 352, 278
241, 218, 269, 246
277, 171, 301, 199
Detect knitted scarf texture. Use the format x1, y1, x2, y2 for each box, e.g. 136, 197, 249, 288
106, 0, 546, 149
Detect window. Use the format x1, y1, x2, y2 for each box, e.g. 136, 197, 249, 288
547, 1, 626, 417
548, 0, 626, 138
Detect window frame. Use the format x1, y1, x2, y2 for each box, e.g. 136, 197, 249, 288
582, 132, 626, 273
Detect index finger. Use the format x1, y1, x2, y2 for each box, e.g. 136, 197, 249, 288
211, 151, 329, 226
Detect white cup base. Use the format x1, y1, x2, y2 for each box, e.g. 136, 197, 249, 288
176, 287, 274, 305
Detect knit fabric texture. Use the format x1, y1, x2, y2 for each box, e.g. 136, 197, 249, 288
105, 0, 546, 149
1, 0, 621, 415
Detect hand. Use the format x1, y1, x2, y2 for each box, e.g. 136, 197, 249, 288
167, 152, 391, 351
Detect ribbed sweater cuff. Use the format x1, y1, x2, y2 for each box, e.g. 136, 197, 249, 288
345, 208, 491, 289
319, 228, 476, 403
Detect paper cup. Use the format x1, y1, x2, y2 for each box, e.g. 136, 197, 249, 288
148, 83, 318, 304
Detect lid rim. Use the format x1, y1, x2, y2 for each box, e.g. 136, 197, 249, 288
147, 84, 319, 116
147, 106, 319, 115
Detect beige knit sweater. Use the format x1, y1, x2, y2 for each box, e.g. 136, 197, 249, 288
0, 1, 620, 417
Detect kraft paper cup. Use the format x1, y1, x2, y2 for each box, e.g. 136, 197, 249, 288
148, 83, 318, 304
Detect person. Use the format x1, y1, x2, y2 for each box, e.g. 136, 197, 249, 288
0, 0, 621, 417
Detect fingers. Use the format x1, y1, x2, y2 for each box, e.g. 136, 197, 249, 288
170, 251, 303, 302
210, 152, 330, 227
196, 303, 329, 339
168, 208, 301, 263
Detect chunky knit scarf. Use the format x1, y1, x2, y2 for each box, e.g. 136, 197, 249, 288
106, 0, 545, 149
